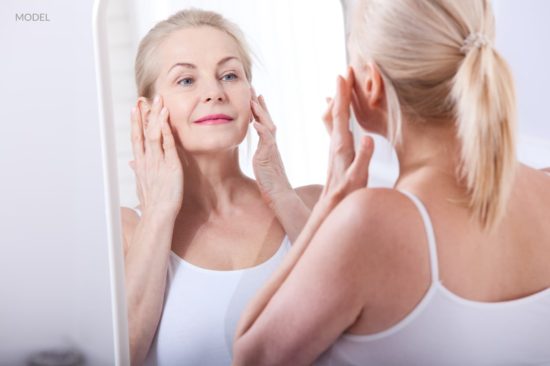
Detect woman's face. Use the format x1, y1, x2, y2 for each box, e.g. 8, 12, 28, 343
153, 26, 252, 153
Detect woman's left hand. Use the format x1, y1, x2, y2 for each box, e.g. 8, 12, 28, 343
250, 90, 293, 204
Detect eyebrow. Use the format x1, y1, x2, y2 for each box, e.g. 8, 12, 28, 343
167, 56, 240, 74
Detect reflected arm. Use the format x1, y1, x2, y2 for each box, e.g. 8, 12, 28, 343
122, 207, 176, 365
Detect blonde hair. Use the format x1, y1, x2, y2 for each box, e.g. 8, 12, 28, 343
351, 0, 517, 229
135, 8, 253, 100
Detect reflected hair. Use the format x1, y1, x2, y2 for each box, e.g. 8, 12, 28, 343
135, 8, 253, 100
350, 0, 517, 229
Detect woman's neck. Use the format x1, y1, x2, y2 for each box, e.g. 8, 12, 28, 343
394, 119, 462, 190
178, 148, 256, 216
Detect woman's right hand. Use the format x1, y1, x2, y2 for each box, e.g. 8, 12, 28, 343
320, 69, 374, 208
130, 95, 184, 219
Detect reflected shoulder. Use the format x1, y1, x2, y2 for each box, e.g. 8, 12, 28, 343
120, 207, 140, 255
295, 184, 323, 209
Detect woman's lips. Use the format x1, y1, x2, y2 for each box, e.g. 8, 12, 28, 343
194, 114, 234, 125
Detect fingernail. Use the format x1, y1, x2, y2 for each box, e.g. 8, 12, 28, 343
153, 95, 160, 104
161, 107, 167, 114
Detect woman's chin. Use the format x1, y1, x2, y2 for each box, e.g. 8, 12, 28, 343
181, 136, 246, 155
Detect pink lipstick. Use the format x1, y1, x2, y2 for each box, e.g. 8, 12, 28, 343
194, 114, 234, 125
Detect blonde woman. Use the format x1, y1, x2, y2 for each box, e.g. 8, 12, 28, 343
233, 0, 550, 364
121, 9, 321, 365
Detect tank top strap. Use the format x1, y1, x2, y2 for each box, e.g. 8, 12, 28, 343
398, 190, 440, 283
132, 207, 142, 217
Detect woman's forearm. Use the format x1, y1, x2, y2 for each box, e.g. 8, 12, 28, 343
268, 189, 312, 243
233, 196, 336, 362
124, 210, 176, 365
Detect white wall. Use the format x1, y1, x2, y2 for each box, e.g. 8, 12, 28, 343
494, 0, 550, 168
0, 1, 119, 364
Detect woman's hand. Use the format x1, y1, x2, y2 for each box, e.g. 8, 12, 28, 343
250, 90, 293, 205
320, 69, 374, 208
130, 95, 184, 219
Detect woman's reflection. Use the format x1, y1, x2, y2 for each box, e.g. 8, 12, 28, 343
120, 9, 321, 365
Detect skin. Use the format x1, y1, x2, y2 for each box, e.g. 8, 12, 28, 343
121, 26, 321, 365
232, 52, 550, 365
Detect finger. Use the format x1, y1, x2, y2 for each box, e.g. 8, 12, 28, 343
161, 111, 178, 161
322, 98, 335, 134
145, 96, 164, 158
252, 121, 274, 143
348, 135, 374, 185
251, 99, 277, 135
258, 95, 271, 117
332, 76, 352, 137
131, 107, 145, 161
146, 95, 162, 137
347, 66, 356, 90
258, 95, 276, 130
345, 66, 355, 90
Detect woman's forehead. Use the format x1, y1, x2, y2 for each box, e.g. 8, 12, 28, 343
158, 26, 243, 67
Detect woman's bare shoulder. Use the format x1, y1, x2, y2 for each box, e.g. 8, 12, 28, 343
294, 184, 323, 209
120, 207, 140, 254
327, 188, 430, 254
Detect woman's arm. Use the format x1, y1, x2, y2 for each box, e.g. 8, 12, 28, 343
124, 96, 184, 365
250, 91, 322, 242
234, 72, 374, 365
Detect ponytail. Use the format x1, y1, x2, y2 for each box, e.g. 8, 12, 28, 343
451, 45, 517, 229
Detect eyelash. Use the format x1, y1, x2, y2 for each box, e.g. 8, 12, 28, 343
176, 72, 239, 87
221, 72, 238, 81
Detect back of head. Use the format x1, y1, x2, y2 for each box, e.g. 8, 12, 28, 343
135, 8, 253, 101
351, 0, 517, 229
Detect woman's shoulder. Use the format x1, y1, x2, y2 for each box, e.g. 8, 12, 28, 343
294, 184, 323, 209
314, 187, 432, 297
120, 206, 141, 255
327, 188, 430, 252
121, 206, 140, 224
337, 187, 419, 223
517, 164, 550, 205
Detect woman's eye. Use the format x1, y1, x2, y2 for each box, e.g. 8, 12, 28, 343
177, 77, 194, 86
221, 73, 238, 81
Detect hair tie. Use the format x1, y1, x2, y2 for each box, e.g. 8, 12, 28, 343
460, 32, 491, 54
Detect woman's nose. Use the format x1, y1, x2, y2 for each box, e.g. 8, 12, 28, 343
203, 82, 226, 103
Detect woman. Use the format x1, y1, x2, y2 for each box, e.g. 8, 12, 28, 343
120, 9, 321, 365
233, 0, 550, 364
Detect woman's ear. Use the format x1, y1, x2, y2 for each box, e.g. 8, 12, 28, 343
363, 62, 384, 109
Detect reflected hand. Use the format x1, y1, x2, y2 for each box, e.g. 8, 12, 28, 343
130, 96, 184, 218
250, 90, 292, 204
321, 69, 374, 206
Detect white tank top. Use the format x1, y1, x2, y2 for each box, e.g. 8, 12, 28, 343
134, 208, 292, 365
316, 191, 550, 366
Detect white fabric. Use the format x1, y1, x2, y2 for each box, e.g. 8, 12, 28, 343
316, 191, 550, 366
132, 209, 292, 366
